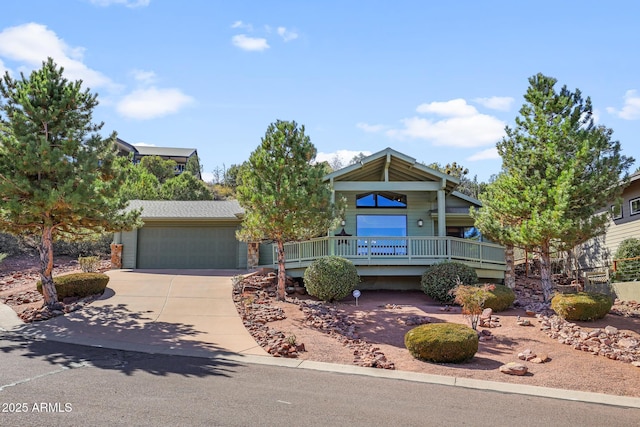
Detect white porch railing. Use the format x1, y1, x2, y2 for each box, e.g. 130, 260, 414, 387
272, 236, 505, 268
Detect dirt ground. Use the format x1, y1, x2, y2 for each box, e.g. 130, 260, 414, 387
262, 289, 640, 398
2, 254, 640, 397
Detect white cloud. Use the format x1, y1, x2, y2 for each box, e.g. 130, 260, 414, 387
607, 90, 640, 120
133, 142, 156, 146
356, 122, 386, 133
231, 21, 253, 31
416, 99, 477, 117
466, 147, 499, 161
131, 69, 157, 85
386, 109, 505, 148
89, 0, 150, 7
316, 150, 373, 167
0, 23, 113, 89
277, 27, 298, 42
231, 34, 269, 51
117, 87, 194, 120
473, 96, 514, 112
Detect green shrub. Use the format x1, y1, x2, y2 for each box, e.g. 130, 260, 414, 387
303, 256, 359, 302
551, 292, 613, 321
78, 256, 101, 273
482, 284, 516, 312
37, 273, 110, 301
421, 261, 478, 303
405, 323, 478, 363
53, 233, 113, 258
0, 232, 33, 255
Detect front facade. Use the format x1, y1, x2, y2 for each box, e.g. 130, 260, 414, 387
117, 148, 505, 286
258, 148, 506, 286
116, 138, 202, 179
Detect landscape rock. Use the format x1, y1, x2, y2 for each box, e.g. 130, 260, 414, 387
499, 362, 528, 376
537, 315, 640, 364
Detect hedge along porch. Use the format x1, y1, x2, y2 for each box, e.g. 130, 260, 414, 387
258, 148, 506, 290
116, 200, 248, 270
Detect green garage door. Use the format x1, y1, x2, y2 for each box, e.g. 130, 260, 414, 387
137, 225, 238, 269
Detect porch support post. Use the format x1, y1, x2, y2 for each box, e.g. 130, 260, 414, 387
437, 187, 446, 237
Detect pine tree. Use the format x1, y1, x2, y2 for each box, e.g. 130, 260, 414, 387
473, 73, 634, 301
236, 120, 343, 300
160, 171, 213, 200
0, 58, 140, 307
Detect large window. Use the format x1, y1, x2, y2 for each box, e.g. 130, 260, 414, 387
447, 226, 481, 240
630, 198, 640, 216
357, 215, 407, 255
356, 192, 407, 208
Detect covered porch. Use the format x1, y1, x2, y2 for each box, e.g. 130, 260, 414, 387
265, 235, 506, 281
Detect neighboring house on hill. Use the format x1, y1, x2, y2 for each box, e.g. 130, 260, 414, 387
116, 138, 201, 179
115, 148, 505, 289
578, 171, 640, 270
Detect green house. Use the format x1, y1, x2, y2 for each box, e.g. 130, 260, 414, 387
258, 148, 506, 289
116, 148, 505, 289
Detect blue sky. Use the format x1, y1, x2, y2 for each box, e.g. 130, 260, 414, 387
1, 0, 639, 183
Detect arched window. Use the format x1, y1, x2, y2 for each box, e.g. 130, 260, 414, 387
356, 192, 407, 208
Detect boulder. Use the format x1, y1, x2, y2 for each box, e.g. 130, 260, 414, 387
499, 362, 529, 376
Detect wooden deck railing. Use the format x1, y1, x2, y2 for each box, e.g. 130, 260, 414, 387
272, 236, 505, 268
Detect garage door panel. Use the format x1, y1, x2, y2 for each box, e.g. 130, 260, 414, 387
137, 225, 238, 269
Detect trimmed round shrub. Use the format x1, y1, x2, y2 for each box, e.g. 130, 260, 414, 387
482, 284, 516, 312
405, 323, 478, 363
421, 261, 478, 303
551, 292, 613, 321
37, 272, 110, 301
303, 256, 359, 302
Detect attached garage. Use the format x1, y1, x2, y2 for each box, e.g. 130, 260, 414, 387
117, 200, 247, 270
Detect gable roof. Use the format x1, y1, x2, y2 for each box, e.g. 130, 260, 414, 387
127, 200, 244, 220
133, 146, 197, 158
116, 138, 197, 159
324, 147, 460, 192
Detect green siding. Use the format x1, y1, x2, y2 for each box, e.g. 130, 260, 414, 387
335, 191, 435, 237
237, 241, 248, 269
259, 242, 274, 266
136, 224, 239, 269
121, 229, 138, 269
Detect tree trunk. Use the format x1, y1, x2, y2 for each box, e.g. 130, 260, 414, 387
38, 226, 59, 308
276, 240, 286, 301
539, 244, 553, 302
504, 244, 515, 289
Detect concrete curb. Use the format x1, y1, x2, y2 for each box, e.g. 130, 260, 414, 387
3, 318, 640, 410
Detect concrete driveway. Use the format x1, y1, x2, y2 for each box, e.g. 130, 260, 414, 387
11, 270, 267, 358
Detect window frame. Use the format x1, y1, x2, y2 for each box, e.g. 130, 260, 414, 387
630, 198, 640, 216
611, 203, 623, 220
356, 192, 407, 209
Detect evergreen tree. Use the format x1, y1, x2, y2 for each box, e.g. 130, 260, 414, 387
139, 155, 177, 184
472, 73, 634, 301
117, 156, 161, 200
0, 58, 140, 307
160, 171, 213, 200
236, 120, 343, 300
185, 154, 202, 178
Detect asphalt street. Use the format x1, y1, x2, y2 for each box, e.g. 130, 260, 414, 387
1, 334, 639, 427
